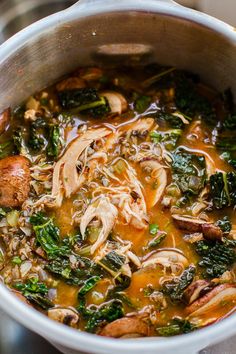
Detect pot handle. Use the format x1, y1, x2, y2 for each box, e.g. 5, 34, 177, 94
71, 0, 178, 7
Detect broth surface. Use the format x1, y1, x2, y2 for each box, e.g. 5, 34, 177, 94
0, 65, 236, 337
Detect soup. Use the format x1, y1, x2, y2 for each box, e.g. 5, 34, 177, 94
0, 64, 236, 337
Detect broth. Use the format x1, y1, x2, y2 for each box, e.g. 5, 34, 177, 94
0, 64, 236, 337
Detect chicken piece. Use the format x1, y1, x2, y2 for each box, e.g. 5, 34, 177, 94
56, 77, 86, 91
101, 91, 127, 115
48, 307, 79, 327
80, 197, 118, 254
0, 108, 10, 135
47, 127, 111, 207
140, 158, 167, 208
99, 317, 149, 338
0, 156, 30, 207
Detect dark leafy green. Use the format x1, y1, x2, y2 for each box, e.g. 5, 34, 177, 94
215, 216, 232, 233
30, 212, 70, 259
171, 151, 206, 195
150, 129, 182, 150
157, 318, 196, 336
100, 251, 125, 273
58, 88, 110, 117
78, 276, 100, 297
162, 265, 196, 302
195, 238, 236, 278
14, 278, 53, 310
209, 172, 236, 209
134, 95, 151, 113
85, 299, 124, 333
175, 72, 216, 123
46, 255, 98, 286
46, 125, 61, 158
0, 141, 13, 159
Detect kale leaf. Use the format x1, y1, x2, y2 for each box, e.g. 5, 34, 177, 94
84, 299, 124, 333
58, 88, 110, 117
30, 212, 70, 259
162, 265, 196, 302
157, 317, 196, 336
14, 278, 53, 310
215, 216, 232, 233
175, 72, 216, 123
171, 151, 206, 195
46, 255, 98, 286
99, 251, 126, 274
209, 172, 236, 209
78, 276, 100, 297
195, 238, 236, 278
134, 95, 151, 113
46, 125, 62, 158
0, 141, 14, 159
150, 129, 182, 150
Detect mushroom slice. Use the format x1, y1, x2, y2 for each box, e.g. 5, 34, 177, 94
184, 280, 212, 305
172, 214, 210, 233
0, 156, 31, 207
80, 197, 118, 254
140, 158, 167, 207
48, 307, 79, 328
186, 284, 236, 324
56, 77, 86, 91
100, 317, 149, 338
141, 249, 188, 272
172, 215, 223, 241
201, 223, 223, 241
0, 107, 10, 135
101, 91, 127, 115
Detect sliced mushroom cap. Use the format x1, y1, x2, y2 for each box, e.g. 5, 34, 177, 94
184, 280, 211, 304
141, 249, 188, 272
101, 91, 127, 115
186, 284, 236, 317
172, 214, 209, 232
99, 317, 149, 338
48, 307, 79, 328
172, 214, 223, 241
0, 156, 31, 207
56, 77, 86, 91
201, 223, 223, 241
0, 108, 10, 135
140, 158, 167, 208
79, 67, 103, 81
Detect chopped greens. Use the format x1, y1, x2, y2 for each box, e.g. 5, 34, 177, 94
149, 223, 159, 235
14, 278, 53, 310
162, 265, 196, 302
195, 238, 236, 278
46, 125, 62, 158
150, 129, 182, 150
171, 150, 206, 195
30, 212, 70, 259
209, 172, 236, 209
84, 299, 124, 333
78, 276, 100, 297
215, 216, 232, 233
157, 318, 196, 336
58, 88, 110, 117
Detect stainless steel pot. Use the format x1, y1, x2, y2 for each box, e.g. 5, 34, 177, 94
0, 1, 236, 353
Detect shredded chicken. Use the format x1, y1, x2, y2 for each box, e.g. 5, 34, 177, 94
41, 127, 111, 207
80, 196, 118, 254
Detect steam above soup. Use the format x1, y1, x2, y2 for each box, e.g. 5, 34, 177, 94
0, 65, 236, 337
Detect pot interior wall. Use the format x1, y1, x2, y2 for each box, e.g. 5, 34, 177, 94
0, 10, 235, 110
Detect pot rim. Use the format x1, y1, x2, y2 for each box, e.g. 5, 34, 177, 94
0, 1, 236, 352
